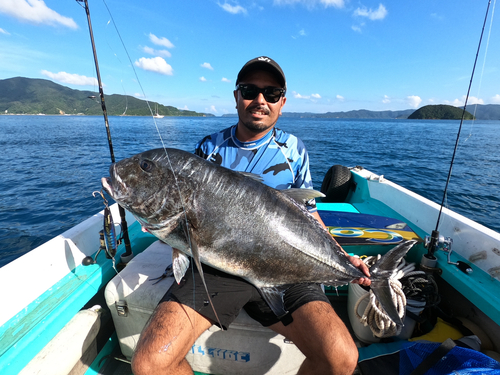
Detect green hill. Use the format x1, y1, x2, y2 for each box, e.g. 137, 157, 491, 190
282, 109, 414, 119
408, 104, 474, 120
0, 77, 212, 117
464, 104, 500, 120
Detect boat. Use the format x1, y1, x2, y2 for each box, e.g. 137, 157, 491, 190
1, 162, 500, 374
1, 1, 499, 374
153, 104, 164, 119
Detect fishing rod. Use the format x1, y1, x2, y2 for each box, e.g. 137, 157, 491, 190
77, 0, 133, 261
423, 0, 493, 270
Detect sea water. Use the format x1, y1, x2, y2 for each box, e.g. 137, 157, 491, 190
1, 115, 499, 267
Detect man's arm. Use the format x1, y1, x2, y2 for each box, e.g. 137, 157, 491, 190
311, 211, 371, 286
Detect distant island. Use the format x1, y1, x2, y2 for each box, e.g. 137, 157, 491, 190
0, 77, 213, 117
408, 104, 475, 120
224, 104, 498, 120
1, 77, 499, 120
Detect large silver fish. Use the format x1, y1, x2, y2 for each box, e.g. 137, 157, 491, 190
102, 148, 416, 326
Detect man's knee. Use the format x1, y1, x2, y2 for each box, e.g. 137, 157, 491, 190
130, 351, 150, 375
131, 342, 182, 375
321, 332, 358, 374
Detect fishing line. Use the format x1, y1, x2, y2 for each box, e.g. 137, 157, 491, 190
461, 0, 496, 147
434, 0, 493, 233
104, 19, 129, 116
100, 0, 157, 122
100, 0, 223, 329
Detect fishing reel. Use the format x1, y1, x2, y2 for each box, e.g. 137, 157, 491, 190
82, 228, 122, 266
82, 191, 122, 266
422, 231, 472, 274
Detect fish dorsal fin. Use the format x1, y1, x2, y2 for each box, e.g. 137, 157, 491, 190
238, 172, 264, 182
172, 248, 190, 284
281, 188, 325, 204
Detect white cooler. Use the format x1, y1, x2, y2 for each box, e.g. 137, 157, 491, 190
104, 241, 305, 374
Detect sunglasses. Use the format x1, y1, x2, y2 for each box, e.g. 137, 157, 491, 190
236, 84, 285, 103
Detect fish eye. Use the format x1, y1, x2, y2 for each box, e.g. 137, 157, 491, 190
140, 160, 154, 172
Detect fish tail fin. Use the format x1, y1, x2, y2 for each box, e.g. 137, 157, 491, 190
369, 240, 418, 326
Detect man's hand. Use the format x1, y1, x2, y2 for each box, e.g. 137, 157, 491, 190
311, 211, 372, 287
347, 255, 371, 286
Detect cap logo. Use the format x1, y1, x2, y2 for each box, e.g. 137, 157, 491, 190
257, 57, 271, 63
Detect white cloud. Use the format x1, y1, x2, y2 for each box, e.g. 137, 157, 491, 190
222, 77, 231, 82
134, 57, 173, 75
201, 62, 214, 70
143, 46, 155, 54
218, 2, 247, 14
354, 4, 388, 20
406, 95, 422, 108
382, 95, 390, 104
134, 93, 144, 98
0, 27, 10, 35
443, 99, 461, 107
274, 0, 345, 9
444, 95, 484, 107
209, 105, 218, 113
149, 33, 174, 48
351, 25, 362, 33
320, 0, 344, 7
466, 96, 484, 105
182, 105, 189, 110
491, 94, 500, 104
0, 0, 77, 29
41, 70, 97, 86
199, 76, 207, 82
293, 91, 309, 99
293, 91, 321, 100
143, 46, 172, 58
336, 95, 344, 101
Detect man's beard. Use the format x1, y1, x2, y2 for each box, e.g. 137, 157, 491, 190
241, 105, 277, 133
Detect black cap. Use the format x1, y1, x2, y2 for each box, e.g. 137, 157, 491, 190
236, 56, 286, 90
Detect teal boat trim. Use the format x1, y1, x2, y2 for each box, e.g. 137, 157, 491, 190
84, 332, 119, 375
0, 222, 155, 375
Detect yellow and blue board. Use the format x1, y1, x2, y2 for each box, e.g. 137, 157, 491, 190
318, 210, 420, 246
317, 206, 421, 296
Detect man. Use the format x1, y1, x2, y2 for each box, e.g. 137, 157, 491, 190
131, 56, 371, 375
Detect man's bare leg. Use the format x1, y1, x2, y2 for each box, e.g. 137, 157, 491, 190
269, 300, 358, 375
131, 301, 213, 375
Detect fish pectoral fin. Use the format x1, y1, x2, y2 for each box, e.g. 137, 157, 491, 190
172, 248, 190, 284
258, 286, 290, 319
182, 222, 224, 330
281, 188, 325, 204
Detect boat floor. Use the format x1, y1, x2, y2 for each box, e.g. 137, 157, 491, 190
95, 294, 364, 375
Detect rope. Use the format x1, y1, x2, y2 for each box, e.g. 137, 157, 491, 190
353, 256, 436, 338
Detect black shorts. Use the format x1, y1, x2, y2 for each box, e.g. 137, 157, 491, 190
160, 263, 330, 330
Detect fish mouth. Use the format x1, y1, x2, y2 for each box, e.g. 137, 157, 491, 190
101, 177, 114, 197
101, 164, 122, 201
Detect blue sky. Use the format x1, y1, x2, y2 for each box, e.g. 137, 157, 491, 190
0, 0, 499, 115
